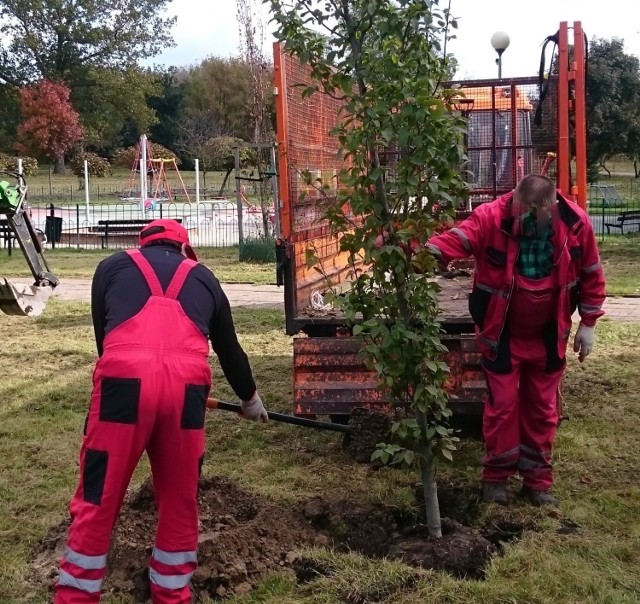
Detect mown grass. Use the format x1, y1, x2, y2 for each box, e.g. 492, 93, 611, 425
598, 237, 640, 296
1, 300, 639, 603
0, 246, 276, 284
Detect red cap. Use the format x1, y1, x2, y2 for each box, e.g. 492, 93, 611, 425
139, 219, 197, 260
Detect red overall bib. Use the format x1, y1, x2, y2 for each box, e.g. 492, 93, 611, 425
55, 250, 211, 604
482, 272, 564, 491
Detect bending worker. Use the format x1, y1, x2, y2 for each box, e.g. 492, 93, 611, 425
427, 174, 605, 506
54, 219, 268, 603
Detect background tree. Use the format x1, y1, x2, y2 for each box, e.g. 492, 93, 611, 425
15, 80, 84, 179
585, 38, 640, 179
0, 0, 175, 85
268, 0, 465, 537
182, 57, 255, 141
147, 68, 187, 158
176, 115, 227, 186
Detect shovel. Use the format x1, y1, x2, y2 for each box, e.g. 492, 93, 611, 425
206, 397, 349, 433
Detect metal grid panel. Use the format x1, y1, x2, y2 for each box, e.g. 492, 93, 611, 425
280, 51, 348, 238
454, 77, 559, 207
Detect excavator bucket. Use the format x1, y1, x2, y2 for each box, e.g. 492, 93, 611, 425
0, 278, 53, 317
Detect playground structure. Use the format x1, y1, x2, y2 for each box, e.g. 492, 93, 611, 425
121, 134, 192, 206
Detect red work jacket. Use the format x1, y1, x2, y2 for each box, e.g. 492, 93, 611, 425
427, 191, 606, 360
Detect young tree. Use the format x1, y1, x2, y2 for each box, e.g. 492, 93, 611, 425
237, 0, 275, 236
15, 79, 84, 174
268, 0, 465, 537
176, 114, 227, 186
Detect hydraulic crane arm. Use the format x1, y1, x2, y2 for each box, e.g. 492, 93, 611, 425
0, 171, 59, 316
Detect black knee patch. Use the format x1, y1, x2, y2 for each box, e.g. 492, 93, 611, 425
482, 330, 512, 374
542, 322, 567, 373
83, 449, 108, 505
181, 384, 208, 430
99, 377, 141, 424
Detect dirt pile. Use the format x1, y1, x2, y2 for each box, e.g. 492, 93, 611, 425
31, 477, 515, 601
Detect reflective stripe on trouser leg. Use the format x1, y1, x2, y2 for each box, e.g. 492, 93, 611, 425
57, 570, 103, 594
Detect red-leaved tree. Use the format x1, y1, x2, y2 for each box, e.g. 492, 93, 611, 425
15, 80, 84, 173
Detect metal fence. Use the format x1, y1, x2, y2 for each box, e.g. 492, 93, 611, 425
587, 180, 640, 240
8, 200, 276, 251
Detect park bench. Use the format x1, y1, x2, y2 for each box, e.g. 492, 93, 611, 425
0, 218, 14, 255
92, 218, 182, 249
604, 210, 640, 234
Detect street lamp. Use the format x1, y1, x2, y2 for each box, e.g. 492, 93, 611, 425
491, 31, 510, 79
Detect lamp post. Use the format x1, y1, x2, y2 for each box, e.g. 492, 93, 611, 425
491, 31, 510, 79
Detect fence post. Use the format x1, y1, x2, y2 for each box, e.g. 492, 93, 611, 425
76, 204, 80, 248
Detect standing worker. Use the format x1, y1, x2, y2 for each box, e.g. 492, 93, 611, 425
54, 219, 269, 603
426, 175, 605, 506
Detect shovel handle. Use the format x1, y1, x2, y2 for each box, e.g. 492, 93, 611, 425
206, 398, 350, 433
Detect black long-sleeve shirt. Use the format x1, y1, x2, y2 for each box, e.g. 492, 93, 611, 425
90, 244, 257, 401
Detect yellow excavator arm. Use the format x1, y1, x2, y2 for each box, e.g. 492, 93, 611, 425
0, 172, 59, 316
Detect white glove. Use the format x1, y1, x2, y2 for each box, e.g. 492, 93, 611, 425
240, 391, 268, 422
573, 324, 595, 363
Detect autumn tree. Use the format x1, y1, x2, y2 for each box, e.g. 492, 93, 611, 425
269, 0, 465, 537
208, 136, 254, 195
0, 0, 175, 153
15, 80, 84, 174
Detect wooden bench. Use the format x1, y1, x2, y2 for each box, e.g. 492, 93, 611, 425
92, 218, 183, 249
604, 211, 640, 234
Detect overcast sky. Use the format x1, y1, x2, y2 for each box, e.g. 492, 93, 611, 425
148, 0, 640, 79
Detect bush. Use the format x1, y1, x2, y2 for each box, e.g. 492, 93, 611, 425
0, 153, 39, 175
70, 152, 111, 179
112, 142, 181, 169
239, 236, 276, 263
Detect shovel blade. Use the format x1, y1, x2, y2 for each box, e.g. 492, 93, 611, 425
0, 279, 53, 317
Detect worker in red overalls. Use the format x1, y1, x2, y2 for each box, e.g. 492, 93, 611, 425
427, 175, 605, 506
54, 219, 268, 603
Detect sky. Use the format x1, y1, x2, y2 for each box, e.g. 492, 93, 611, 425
149, 0, 640, 78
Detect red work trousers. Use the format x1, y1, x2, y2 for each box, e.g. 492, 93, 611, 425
482, 334, 564, 491
55, 250, 211, 604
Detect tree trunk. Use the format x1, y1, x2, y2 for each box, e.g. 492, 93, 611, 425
599, 160, 611, 178
219, 169, 233, 196
48, 165, 53, 195
416, 410, 442, 538
54, 155, 65, 174
634, 160, 639, 178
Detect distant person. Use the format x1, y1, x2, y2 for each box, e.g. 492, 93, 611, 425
54, 219, 268, 603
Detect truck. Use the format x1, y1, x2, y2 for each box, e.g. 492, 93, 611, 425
0, 171, 59, 316
272, 22, 588, 422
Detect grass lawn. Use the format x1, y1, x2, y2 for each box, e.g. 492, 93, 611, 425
598, 237, 640, 296
1, 299, 639, 602
0, 246, 277, 284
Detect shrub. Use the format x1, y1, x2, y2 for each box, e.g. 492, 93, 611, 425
70, 152, 111, 179
0, 153, 39, 176
112, 142, 180, 169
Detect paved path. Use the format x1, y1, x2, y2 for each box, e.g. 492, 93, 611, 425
13, 278, 284, 309
13, 278, 640, 320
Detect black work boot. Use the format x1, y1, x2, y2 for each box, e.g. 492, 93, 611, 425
482, 482, 508, 505
520, 485, 559, 507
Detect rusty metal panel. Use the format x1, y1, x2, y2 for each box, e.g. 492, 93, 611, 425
293, 334, 486, 417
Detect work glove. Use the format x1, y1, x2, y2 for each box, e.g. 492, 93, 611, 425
573, 324, 595, 363
240, 391, 269, 422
